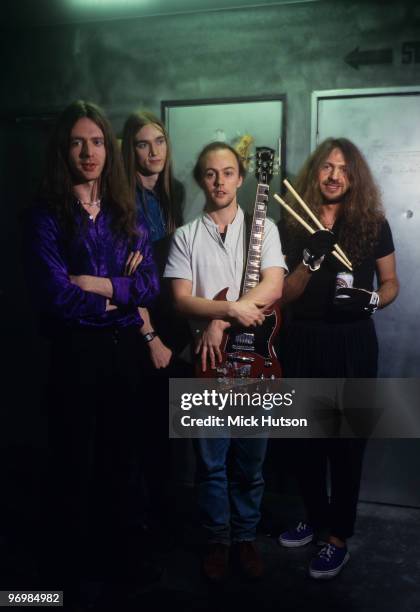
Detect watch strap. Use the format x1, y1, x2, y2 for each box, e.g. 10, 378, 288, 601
142, 331, 157, 343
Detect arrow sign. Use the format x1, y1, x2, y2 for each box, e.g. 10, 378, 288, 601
345, 47, 393, 69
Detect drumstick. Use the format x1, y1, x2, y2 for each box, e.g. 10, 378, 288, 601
283, 179, 352, 269
274, 194, 353, 272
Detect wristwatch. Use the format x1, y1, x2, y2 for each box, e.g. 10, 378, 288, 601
142, 331, 157, 343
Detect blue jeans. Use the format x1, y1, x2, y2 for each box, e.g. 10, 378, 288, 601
193, 437, 268, 544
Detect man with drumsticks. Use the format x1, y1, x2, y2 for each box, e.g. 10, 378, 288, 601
276, 138, 399, 579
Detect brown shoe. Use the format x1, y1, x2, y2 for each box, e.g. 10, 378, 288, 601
202, 543, 230, 582
236, 541, 264, 579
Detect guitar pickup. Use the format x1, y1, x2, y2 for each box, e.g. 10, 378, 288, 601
232, 344, 255, 351
232, 333, 255, 352
227, 355, 255, 363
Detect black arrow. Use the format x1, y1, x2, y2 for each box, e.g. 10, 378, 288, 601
345, 47, 393, 69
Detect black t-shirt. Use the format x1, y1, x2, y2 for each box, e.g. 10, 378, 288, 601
278, 219, 395, 323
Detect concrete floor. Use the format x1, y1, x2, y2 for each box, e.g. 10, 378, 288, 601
9, 493, 414, 611
1, 458, 419, 611
145, 498, 420, 612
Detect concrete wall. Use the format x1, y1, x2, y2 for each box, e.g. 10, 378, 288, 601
2, 0, 419, 175
1, 0, 419, 447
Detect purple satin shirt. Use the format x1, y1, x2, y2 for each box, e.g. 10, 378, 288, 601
24, 202, 159, 334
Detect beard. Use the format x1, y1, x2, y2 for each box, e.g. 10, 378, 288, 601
323, 194, 344, 204
321, 182, 350, 205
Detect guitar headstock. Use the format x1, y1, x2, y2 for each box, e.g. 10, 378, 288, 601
255, 147, 275, 185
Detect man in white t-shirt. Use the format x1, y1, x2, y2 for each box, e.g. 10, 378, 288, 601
164, 142, 286, 582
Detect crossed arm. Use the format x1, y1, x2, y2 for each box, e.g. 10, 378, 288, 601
69, 250, 145, 309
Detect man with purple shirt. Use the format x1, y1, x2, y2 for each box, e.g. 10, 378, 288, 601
24, 101, 159, 595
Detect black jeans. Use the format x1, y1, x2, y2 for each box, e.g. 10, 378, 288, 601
43, 326, 150, 583
293, 437, 367, 540
277, 318, 378, 540
139, 355, 193, 529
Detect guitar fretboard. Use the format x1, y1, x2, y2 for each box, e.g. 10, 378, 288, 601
242, 183, 269, 295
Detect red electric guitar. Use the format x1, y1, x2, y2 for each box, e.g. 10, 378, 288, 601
197, 147, 282, 379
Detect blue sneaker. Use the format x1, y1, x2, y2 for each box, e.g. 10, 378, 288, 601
278, 522, 314, 548
309, 543, 350, 579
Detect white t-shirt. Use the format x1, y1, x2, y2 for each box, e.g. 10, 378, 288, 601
164, 206, 287, 337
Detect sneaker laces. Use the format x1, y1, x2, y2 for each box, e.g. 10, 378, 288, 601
318, 544, 335, 561
296, 521, 309, 532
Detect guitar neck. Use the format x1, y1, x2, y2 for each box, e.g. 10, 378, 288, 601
242, 182, 269, 296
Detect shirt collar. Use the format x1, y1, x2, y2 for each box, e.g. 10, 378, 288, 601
202, 205, 243, 238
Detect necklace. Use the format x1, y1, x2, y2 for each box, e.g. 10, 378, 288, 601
77, 198, 101, 221
78, 198, 101, 208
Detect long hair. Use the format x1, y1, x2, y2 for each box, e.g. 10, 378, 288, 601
193, 141, 247, 184
121, 110, 183, 234
286, 138, 385, 265
41, 100, 136, 237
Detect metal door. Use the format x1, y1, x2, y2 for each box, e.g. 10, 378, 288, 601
312, 88, 420, 506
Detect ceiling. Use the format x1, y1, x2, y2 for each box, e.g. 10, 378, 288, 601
1, 0, 321, 28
